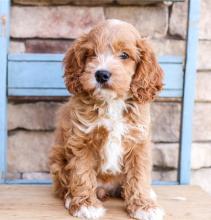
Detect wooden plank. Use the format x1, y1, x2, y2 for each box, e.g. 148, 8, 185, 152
179, 0, 200, 184
7, 54, 183, 97
0, 0, 10, 183
0, 185, 210, 220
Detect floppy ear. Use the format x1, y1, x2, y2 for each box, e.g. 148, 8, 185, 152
63, 35, 89, 94
130, 39, 164, 103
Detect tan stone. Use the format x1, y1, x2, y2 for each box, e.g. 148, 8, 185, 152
199, 0, 211, 40
13, 0, 113, 5
196, 72, 211, 102
22, 172, 51, 180
25, 39, 72, 53
152, 170, 177, 182
152, 142, 211, 170
191, 168, 211, 195
72, 0, 113, 5
5, 172, 21, 180
13, 0, 73, 5
8, 102, 61, 130
116, 0, 161, 5
150, 38, 185, 57
8, 131, 54, 173
198, 41, 211, 70
105, 6, 168, 37
11, 6, 105, 39
191, 143, 211, 170
193, 103, 211, 141
152, 143, 179, 169
169, 1, 187, 39
9, 41, 25, 53
151, 102, 181, 142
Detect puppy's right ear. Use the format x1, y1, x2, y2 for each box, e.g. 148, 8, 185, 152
63, 35, 88, 94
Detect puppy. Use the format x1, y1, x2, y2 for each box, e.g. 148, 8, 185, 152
49, 19, 164, 220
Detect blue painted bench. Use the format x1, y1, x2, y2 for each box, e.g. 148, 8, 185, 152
0, 0, 200, 185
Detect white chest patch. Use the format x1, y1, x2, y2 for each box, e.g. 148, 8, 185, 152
100, 99, 125, 174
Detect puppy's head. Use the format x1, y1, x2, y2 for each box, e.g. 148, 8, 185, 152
64, 19, 163, 103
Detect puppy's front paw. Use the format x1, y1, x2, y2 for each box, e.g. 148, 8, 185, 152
73, 206, 106, 219
130, 207, 165, 220
65, 197, 105, 219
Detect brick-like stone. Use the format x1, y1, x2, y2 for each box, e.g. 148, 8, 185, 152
72, 0, 113, 5
8, 131, 54, 173
152, 169, 177, 182
9, 41, 25, 53
11, 6, 105, 39
8, 102, 61, 130
191, 143, 211, 170
196, 72, 211, 102
152, 143, 178, 169
13, 0, 73, 5
6, 172, 21, 180
193, 103, 211, 141
199, 0, 211, 40
150, 39, 185, 56
198, 41, 211, 70
191, 168, 211, 194
13, 0, 113, 5
105, 6, 168, 37
22, 172, 51, 180
151, 102, 181, 142
153, 142, 211, 170
116, 0, 161, 5
169, 2, 187, 39
25, 39, 72, 53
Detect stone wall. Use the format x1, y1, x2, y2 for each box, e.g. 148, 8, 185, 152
8, 0, 211, 194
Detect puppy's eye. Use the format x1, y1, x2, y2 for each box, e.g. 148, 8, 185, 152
119, 52, 129, 60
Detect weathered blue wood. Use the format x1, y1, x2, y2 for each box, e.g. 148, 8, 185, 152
7, 54, 183, 97
5, 179, 179, 185
8, 53, 64, 61
160, 89, 182, 97
8, 61, 64, 88
158, 56, 183, 64
6, 179, 179, 185
0, 0, 10, 183
8, 88, 183, 97
179, 0, 200, 184
8, 53, 183, 63
8, 88, 69, 96
152, 180, 179, 186
5, 179, 52, 185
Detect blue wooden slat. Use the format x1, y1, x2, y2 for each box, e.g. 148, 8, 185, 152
8, 53, 64, 61
152, 180, 179, 186
158, 56, 183, 64
5, 179, 52, 184
5, 179, 179, 185
160, 89, 182, 97
0, 0, 10, 183
8, 61, 64, 88
8, 53, 183, 63
162, 63, 183, 90
179, 0, 200, 184
7, 53, 183, 69
9, 88, 69, 96
7, 54, 183, 97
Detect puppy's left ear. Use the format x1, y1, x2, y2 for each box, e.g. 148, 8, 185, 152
131, 39, 164, 103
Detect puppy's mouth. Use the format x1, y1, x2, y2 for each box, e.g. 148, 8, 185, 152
96, 82, 111, 89
93, 87, 118, 101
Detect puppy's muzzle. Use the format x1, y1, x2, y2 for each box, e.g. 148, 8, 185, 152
95, 70, 111, 84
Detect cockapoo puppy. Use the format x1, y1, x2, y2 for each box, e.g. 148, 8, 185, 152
49, 19, 164, 220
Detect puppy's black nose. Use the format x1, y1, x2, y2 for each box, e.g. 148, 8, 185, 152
95, 70, 111, 84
